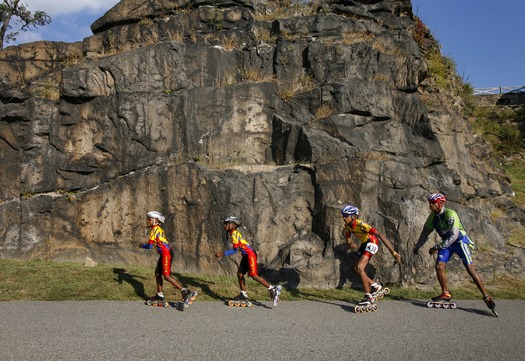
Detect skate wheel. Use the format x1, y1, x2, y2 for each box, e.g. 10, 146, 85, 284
377, 292, 384, 299
426, 301, 434, 308
146, 300, 152, 306
450, 303, 457, 309
228, 300, 234, 307
435, 303, 443, 308
372, 304, 378, 312
354, 306, 361, 313
443, 303, 450, 309
383, 288, 390, 295
240, 302, 247, 307
234, 302, 240, 307
366, 306, 372, 312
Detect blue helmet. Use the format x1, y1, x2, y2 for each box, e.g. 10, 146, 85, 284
341, 205, 359, 217
428, 193, 446, 204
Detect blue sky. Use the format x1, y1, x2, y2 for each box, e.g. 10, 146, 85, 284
412, 0, 524, 89
8, 0, 119, 45
10, 0, 524, 90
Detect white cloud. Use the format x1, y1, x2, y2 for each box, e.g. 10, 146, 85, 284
5, 1, 120, 46
23, 0, 120, 17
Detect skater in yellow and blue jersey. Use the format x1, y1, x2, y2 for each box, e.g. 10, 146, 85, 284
140, 211, 197, 306
413, 194, 497, 315
215, 216, 282, 306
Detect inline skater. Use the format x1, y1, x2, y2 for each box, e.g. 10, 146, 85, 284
413, 193, 497, 315
140, 211, 197, 307
342, 205, 401, 311
215, 216, 282, 307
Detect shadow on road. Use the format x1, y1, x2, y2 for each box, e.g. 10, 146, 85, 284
250, 300, 273, 309
457, 306, 496, 317
400, 298, 496, 317
174, 272, 224, 300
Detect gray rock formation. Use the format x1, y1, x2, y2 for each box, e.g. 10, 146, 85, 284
0, 0, 523, 289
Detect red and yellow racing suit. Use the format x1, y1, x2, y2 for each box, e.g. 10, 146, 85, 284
343, 218, 380, 258
141, 224, 173, 276
223, 229, 259, 277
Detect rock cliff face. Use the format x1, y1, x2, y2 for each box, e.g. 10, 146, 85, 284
1, 0, 523, 288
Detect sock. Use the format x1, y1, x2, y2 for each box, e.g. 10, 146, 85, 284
241, 291, 248, 297
157, 292, 164, 298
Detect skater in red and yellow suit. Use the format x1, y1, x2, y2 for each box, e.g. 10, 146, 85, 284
215, 216, 281, 302
342, 205, 401, 305
140, 211, 196, 303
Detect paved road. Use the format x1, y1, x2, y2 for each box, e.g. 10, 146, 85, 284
0, 299, 522, 361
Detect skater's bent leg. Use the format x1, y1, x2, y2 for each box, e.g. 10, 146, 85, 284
251, 275, 270, 288
163, 274, 184, 291
464, 263, 488, 296
355, 256, 373, 294
435, 261, 448, 293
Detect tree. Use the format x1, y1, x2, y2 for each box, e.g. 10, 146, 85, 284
0, 0, 51, 48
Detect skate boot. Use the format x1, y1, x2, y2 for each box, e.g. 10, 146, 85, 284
182, 289, 198, 309
371, 283, 390, 299
269, 285, 282, 307
181, 288, 191, 302
146, 293, 167, 307
431, 291, 451, 302
371, 283, 382, 295
354, 293, 377, 313
427, 291, 456, 309
483, 295, 498, 317
228, 292, 251, 307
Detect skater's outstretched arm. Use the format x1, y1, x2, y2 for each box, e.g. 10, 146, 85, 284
140, 242, 153, 249
413, 227, 433, 254
376, 231, 401, 262
215, 248, 237, 258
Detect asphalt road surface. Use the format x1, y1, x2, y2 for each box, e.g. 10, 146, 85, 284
1, 299, 523, 361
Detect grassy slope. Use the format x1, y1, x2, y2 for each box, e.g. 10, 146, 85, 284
1, 258, 524, 302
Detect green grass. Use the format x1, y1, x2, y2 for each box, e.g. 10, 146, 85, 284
1, 259, 523, 302
473, 106, 525, 160
504, 161, 525, 205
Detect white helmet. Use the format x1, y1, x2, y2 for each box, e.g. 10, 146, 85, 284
147, 211, 165, 224
223, 216, 242, 227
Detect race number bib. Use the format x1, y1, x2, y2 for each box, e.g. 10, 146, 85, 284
365, 242, 378, 255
